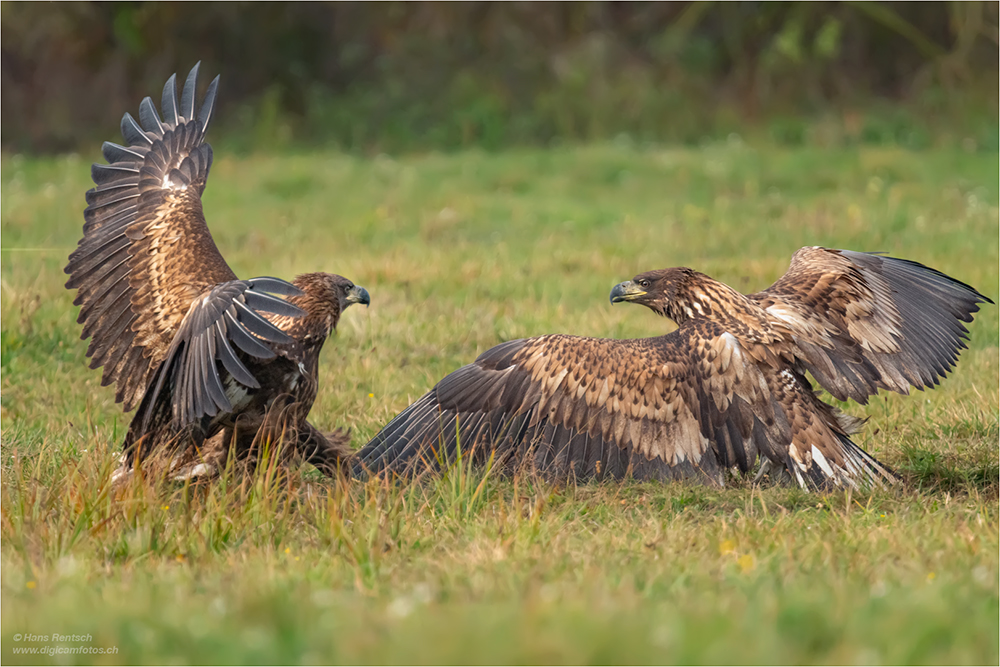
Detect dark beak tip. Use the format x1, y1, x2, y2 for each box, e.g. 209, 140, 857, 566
609, 282, 628, 304
609, 281, 645, 305
347, 285, 371, 307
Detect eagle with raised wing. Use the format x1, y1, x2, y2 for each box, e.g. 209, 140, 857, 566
65, 64, 369, 476
355, 248, 990, 489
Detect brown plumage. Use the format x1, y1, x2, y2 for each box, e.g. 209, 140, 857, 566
355, 247, 991, 489
65, 64, 368, 475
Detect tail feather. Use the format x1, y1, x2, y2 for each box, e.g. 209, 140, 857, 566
786, 431, 898, 490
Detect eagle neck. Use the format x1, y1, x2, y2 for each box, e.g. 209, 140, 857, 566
669, 272, 771, 337
270, 291, 340, 345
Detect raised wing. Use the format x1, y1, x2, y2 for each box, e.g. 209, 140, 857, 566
358, 322, 795, 484
752, 247, 993, 403
65, 63, 239, 411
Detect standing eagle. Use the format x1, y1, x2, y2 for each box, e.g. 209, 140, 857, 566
64, 64, 369, 477
355, 248, 990, 489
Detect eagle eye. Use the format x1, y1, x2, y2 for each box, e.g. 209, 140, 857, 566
638, 279, 650, 288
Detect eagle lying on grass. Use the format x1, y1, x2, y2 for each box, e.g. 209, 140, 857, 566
355, 248, 990, 489
64, 64, 369, 479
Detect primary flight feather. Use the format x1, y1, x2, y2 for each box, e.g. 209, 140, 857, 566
65, 64, 369, 475
355, 247, 990, 489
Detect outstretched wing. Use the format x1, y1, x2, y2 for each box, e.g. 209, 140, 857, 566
356, 322, 791, 484
753, 247, 993, 403
66, 63, 264, 411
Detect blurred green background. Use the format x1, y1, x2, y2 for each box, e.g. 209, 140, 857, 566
2, 1, 997, 154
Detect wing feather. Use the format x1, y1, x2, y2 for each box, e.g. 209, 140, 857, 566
224, 310, 276, 361
101, 141, 148, 163
201, 327, 230, 413
90, 308, 136, 370
180, 63, 200, 121
74, 253, 131, 321
161, 74, 180, 127
91, 163, 140, 185
232, 299, 297, 345
214, 319, 258, 388
766, 369, 897, 489
138, 96, 165, 135
356, 324, 777, 484
65, 65, 278, 412
120, 113, 152, 146
135, 279, 304, 434
356, 318, 898, 489
79, 279, 131, 344
753, 247, 992, 403
198, 75, 220, 133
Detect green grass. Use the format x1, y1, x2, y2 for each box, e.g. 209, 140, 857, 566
2, 143, 998, 664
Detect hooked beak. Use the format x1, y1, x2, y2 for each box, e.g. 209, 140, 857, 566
609, 281, 646, 304
345, 285, 371, 307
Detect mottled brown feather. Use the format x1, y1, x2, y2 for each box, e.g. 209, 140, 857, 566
122, 272, 364, 471
67, 66, 368, 477
750, 247, 992, 402
357, 323, 785, 485
356, 247, 989, 490
66, 65, 231, 411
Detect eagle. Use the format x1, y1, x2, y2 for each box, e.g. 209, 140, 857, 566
64, 64, 369, 478
354, 248, 990, 489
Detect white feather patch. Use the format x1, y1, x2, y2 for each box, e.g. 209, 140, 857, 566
810, 444, 836, 480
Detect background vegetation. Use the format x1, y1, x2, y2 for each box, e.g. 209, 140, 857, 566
2, 1, 998, 153
2, 3, 998, 664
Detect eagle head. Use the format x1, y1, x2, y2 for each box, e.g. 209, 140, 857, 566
288, 272, 370, 336
610, 267, 694, 323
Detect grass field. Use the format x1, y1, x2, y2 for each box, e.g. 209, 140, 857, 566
2, 143, 998, 664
